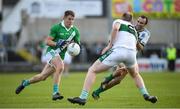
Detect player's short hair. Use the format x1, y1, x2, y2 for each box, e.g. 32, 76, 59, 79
64, 10, 75, 17
139, 15, 148, 25
122, 12, 132, 22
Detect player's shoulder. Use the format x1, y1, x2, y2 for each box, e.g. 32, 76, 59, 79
143, 28, 150, 33
113, 19, 122, 23
114, 19, 132, 25
113, 19, 123, 24
72, 25, 80, 32
50, 23, 60, 30
143, 28, 150, 36
139, 28, 150, 39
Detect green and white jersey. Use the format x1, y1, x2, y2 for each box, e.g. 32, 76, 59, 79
46, 21, 80, 59
112, 19, 138, 51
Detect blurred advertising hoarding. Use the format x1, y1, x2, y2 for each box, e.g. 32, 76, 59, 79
27, 0, 103, 18
112, 0, 180, 19
138, 58, 167, 72
138, 58, 180, 72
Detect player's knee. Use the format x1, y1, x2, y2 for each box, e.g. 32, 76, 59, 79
88, 67, 93, 73
56, 66, 64, 73
88, 66, 97, 74
55, 63, 64, 73
131, 72, 139, 78
115, 70, 122, 77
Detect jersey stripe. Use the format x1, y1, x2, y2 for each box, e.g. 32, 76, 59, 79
99, 49, 113, 62
119, 24, 138, 40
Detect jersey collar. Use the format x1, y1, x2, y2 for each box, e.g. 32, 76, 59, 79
136, 26, 145, 32
61, 20, 73, 31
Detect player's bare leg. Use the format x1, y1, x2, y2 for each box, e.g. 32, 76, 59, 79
102, 64, 128, 88
102, 66, 128, 89
29, 64, 55, 83
15, 55, 64, 100
15, 64, 55, 94
127, 65, 158, 103
68, 60, 111, 105
63, 63, 70, 76
50, 56, 64, 100
92, 66, 128, 99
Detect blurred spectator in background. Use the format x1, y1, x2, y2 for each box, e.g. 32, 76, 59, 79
16, 9, 29, 50
0, 42, 8, 63
161, 45, 167, 58
36, 36, 48, 65
91, 39, 106, 61
150, 52, 159, 60
77, 42, 88, 63
166, 43, 177, 72
63, 52, 72, 76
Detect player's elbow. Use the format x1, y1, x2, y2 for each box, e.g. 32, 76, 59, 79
45, 37, 54, 46
112, 27, 119, 32
45, 40, 51, 46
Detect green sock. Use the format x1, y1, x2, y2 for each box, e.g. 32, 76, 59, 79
53, 84, 59, 95
139, 87, 149, 95
22, 80, 30, 87
104, 74, 114, 82
94, 86, 104, 95
94, 74, 114, 95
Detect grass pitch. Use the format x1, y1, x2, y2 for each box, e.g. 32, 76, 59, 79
0, 72, 180, 108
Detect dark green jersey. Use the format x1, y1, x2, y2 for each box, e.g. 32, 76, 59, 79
46, 21, 80, 59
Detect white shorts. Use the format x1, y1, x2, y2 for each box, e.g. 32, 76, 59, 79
41, 54, 49, 64
99, 47, 137, 68
44, 49, 60, 64
63, 52, 72, 64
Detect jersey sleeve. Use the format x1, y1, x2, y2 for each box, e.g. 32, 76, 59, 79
73, 28, 80, 44
49, 24, 58, 39
112, 19, 122, 28
138, 30, 150, 46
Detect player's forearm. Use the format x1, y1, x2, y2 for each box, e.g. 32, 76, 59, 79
45, 37, 56, 47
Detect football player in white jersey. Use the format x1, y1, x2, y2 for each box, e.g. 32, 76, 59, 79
92, 15, 157, 103
67, 13, 157, 105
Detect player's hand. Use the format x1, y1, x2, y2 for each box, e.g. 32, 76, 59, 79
138, 37, 142, 44
56, 39, 67, 48
61, 41, 71, 49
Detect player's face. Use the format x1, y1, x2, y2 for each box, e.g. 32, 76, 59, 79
135, 17, 146, 31
64, 15, 74, 28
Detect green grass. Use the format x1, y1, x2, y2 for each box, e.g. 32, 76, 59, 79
0, 72, 180, 108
